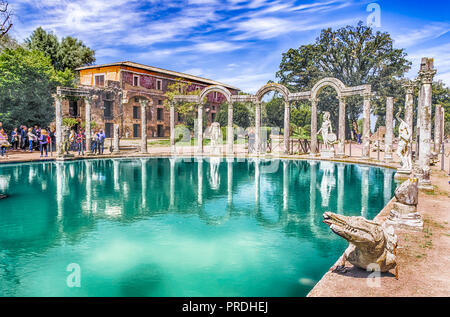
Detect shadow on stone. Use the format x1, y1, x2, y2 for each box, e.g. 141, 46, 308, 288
332, 265, 396, 279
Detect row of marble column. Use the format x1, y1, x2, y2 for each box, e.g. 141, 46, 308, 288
169, 95, 373, 158
169, 100, 291, 155
385, 60, 444, 175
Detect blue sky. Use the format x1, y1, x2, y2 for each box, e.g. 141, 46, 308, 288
9, 0, 450, 94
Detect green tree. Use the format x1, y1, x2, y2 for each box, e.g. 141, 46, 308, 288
26, 27, 95, 72
216, 101, 253, 129
0, 47, 74, 131
276, 22, 411, 137
263, 96, 284, 128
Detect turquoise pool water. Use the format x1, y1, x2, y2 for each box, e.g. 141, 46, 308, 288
0, 158, 395, 297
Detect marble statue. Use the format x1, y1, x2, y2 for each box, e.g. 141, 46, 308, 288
396, 111, 412, 172
323, 212, 398, 275
317, 112, 337, 158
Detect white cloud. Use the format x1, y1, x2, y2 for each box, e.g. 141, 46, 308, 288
392, 23, 450, 47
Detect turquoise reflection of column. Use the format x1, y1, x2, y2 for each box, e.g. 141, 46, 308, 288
141, 158, 148, 210
227, 158, 233, 206
283, 160, 289, 211
337, 164, 345, 214
169, 157, 176, 208
309, 161, 318, 229
56, 162, 64, 220
254, 158, 260, 206
85, 160, 92, 214
361, 166, 369, 218
383, 169, 392, 206
113, 160, 120, 192
198, 158, 203, 205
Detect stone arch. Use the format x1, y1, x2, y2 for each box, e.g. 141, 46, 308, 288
310, 77, 346, 100
199, 85, 232, 104
256, 83, 290, 102
123, 92, 154, 105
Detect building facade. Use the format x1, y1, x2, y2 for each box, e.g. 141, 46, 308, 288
61, 61, 239, 138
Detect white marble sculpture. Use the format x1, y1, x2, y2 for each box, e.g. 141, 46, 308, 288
205, 122, 223, 155
317, 112, 337, 157
396, 112, 412, 173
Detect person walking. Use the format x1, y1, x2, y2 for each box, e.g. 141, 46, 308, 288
11, 128, 19, 150
39, 129, 49, 158
20, 125, 27, 151
97, 129, 106, 154
0, 128, 10, 158
91, 130, 98, 154
27, 128, 37, 152
77, 129, 85, 156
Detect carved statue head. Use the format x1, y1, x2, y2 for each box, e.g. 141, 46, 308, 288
323, 212, 385, 248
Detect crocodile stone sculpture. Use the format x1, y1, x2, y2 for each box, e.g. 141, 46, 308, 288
323, 212, 398, 276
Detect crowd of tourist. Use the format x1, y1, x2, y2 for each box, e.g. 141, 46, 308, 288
0, 121, 107, 159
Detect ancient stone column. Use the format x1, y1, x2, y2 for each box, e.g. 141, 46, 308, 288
310, 98, 318, 155
85, 96, 94, 155
170, 102, 175, 154
139, 99, 149, 154
337, 96, 346, 157
362, 94, 371, 159
255, 101, 261, 155
284, 100, 290, 155
113, 124, 120, 154
434, 105, 442, 153
197, 103, 204, 154
385, 97, 394, 162
53, 94, 63, 157
441, 108, 446, 144
418, 58, 436, 169
227, 102, 234, 155
404, 81, 415, 134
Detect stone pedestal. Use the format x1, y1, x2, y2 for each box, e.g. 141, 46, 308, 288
320, 148, 335, 159
394, 169, 411, 181
386, 202, 423, 230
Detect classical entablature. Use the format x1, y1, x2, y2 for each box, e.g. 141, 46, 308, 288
310, 77, 371, 100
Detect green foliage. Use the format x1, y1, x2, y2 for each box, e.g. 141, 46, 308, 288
290, 102, 312, 138
164, 78, 201, 131
81, 120, 98, 130
263, 96, 284, 127
26, 27, 96, 72
0, 47, 74, 131
216, 101, 253, 129
276, 22, 412, 134
62, 118, 78, 129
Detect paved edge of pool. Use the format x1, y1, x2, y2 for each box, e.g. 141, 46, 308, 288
0, 152, 399, 171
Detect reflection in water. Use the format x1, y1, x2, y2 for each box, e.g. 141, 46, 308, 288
209, 157, 221, 190
227, 158, 233, 205
320, 161, 336, 207
360, 166, 369, 218
169, 157, 176, 208
337, 164, 345, 214
384, 169, 392, 206
198, 158, 203, 205
283, 160, 289, 211
0, 158, 395, 297
56, 162, 64, 220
